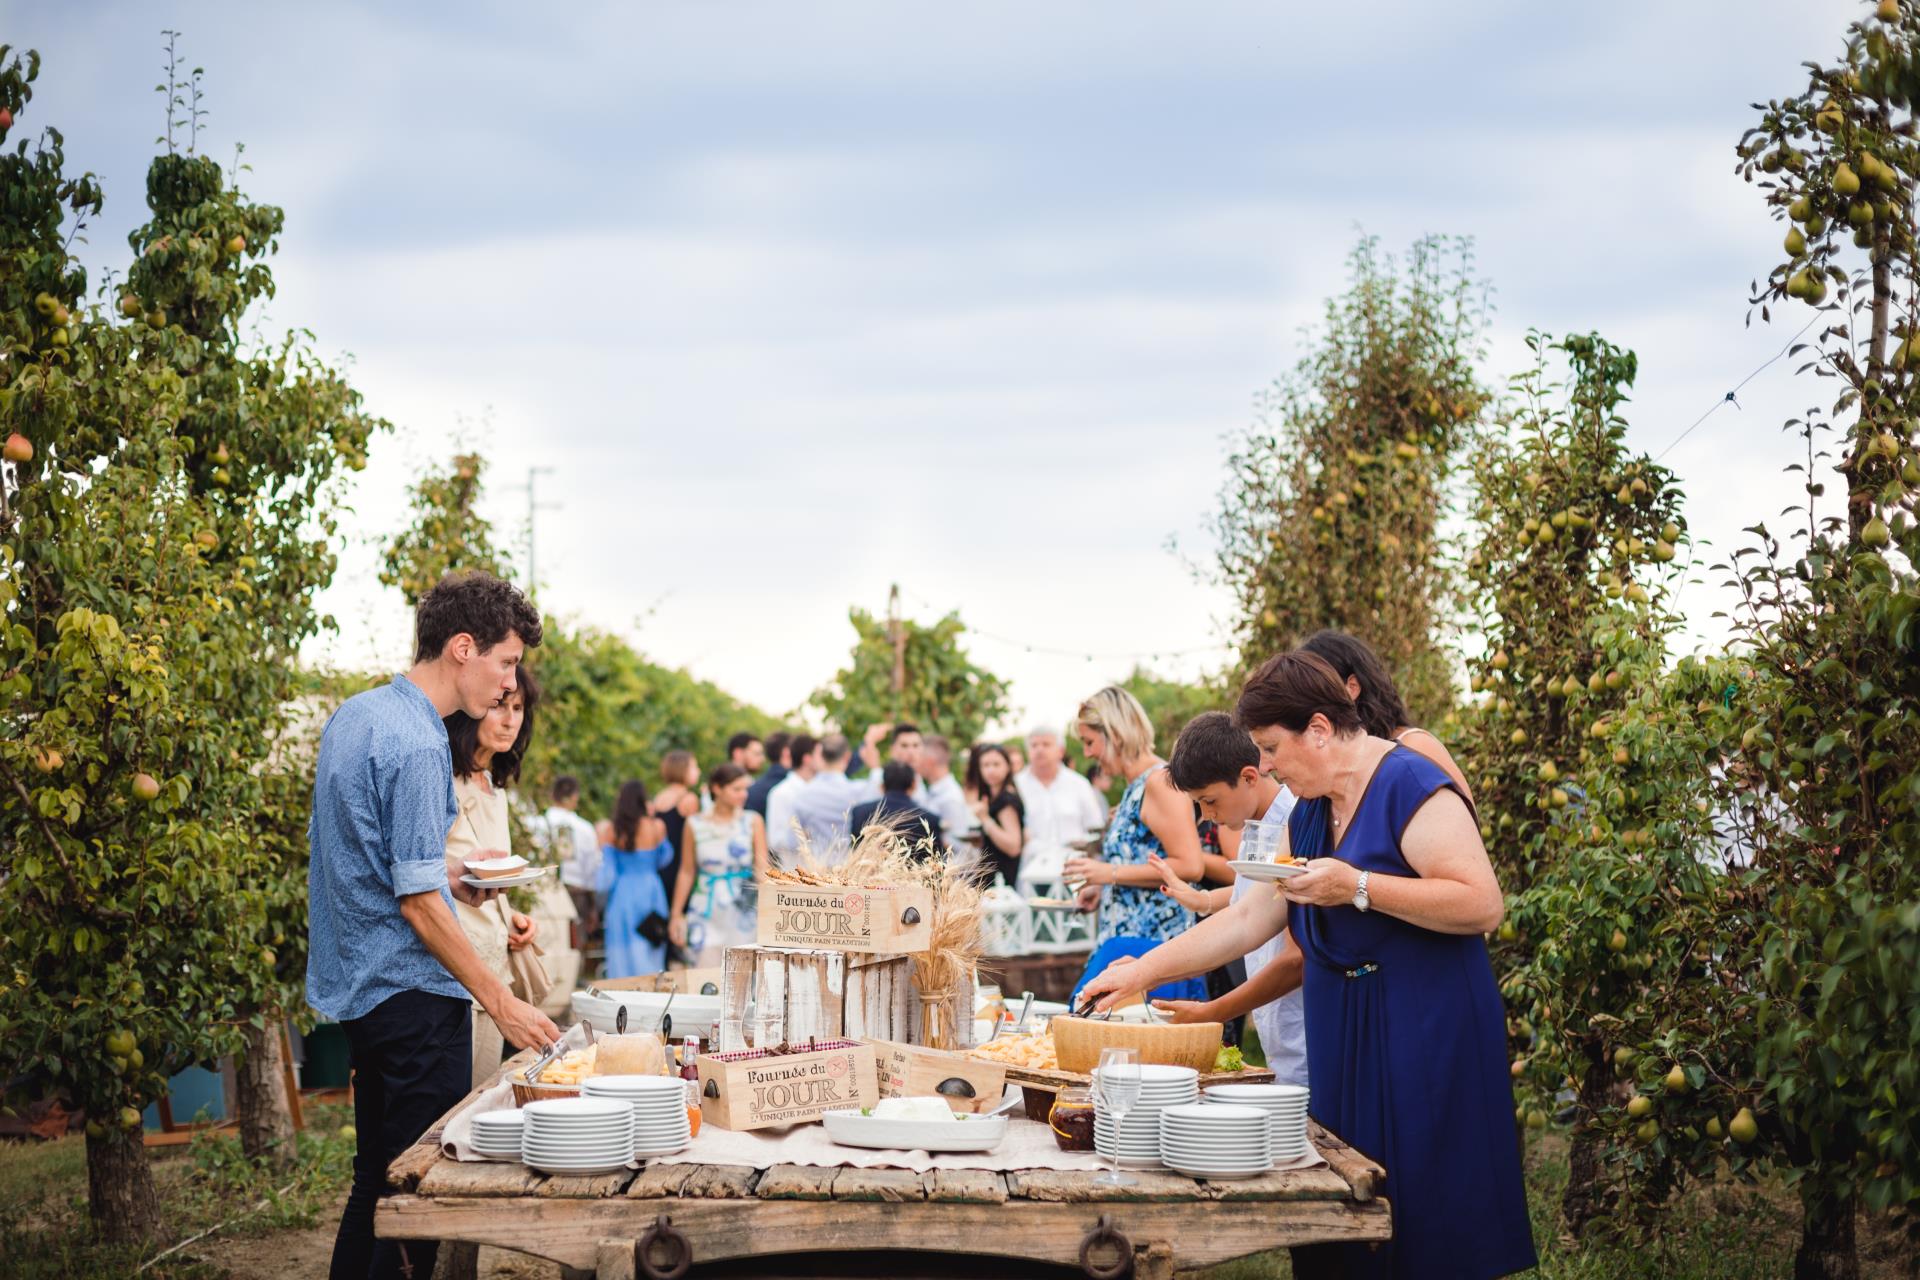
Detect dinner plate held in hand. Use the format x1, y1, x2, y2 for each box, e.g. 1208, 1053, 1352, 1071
1226, 860, 1308, 883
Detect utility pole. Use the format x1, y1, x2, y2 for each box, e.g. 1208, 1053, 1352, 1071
515, 465, 560, 596
887, 582, 905, 721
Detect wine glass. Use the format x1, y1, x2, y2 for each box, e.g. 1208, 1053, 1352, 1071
1093, 1047, 1142, 1186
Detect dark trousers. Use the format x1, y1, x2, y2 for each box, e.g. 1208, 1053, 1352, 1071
331, 989, 471, 1280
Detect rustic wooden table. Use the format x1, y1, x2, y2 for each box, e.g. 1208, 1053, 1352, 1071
380, 1053, 1390, 1280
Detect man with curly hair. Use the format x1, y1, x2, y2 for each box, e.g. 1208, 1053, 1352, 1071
308, 570, 560, 1280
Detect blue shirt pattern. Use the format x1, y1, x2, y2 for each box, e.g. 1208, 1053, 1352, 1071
1095, 765, 1196, 946
305, 675, 467, 1021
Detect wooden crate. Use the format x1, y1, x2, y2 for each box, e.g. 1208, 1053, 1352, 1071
866, 1039, 1007, 1114
721, 945, 917, 1046
696, 1040, 880, 1131
757, 883, 935, 953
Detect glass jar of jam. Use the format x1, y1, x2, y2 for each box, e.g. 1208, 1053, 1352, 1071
1049, 1086, 1096, 1152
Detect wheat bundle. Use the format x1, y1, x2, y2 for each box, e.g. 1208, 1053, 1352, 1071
770, 816, 986, 1000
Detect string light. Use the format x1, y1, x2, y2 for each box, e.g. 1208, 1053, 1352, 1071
896, 586, 1234, 666
1654, 313, 1822, 463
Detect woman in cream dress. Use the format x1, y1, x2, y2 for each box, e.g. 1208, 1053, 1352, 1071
443, 671, 544, 1088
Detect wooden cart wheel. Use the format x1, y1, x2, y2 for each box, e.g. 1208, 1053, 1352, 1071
636, 1214, 692, 1280
1079, 1212, 1134, 1279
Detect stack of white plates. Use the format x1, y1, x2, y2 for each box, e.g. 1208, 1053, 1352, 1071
1203, 1082, 1311, 1162
468, 1109, 525, 1162
519, 1096, 636, 1175
1092, 1064, 1199, 1170
1159, 1103, 1273, 1179
583, 1075, 692, 1158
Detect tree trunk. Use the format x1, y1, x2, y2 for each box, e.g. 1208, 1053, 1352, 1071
1795, 1184, 1859, 1280
86, 1126, 160, 1244
1560, 1041, 1613, 1237
237, 1018, 296, 1173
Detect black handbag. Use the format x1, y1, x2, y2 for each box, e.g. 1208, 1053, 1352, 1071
637, 912, 670, 946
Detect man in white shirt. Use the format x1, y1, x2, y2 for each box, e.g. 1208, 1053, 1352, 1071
1014, 724, 1107, 847
789, 734, 868, 863
918, 734, 973, 835
765, 733, 822, 867
540, 775, 601, 947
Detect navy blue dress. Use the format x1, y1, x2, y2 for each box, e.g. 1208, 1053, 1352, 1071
1288, 747, 1536, 1279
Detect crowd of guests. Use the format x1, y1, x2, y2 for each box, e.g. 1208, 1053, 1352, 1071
306, 566, 1533, 1279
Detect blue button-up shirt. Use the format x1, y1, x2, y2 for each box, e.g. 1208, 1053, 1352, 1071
305, 675, 467, 1021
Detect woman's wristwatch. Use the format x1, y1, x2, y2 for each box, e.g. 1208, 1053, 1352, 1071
1353, 870, 1372, 913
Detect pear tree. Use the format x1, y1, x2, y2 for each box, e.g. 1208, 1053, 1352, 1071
1725, 2, 1920, 1271
1210, 235, 1489, 723
1449, 331, 1698, 1235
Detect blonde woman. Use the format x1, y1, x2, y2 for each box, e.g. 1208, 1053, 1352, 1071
1063, 686, 1206, 947
442, 670, 542, 1088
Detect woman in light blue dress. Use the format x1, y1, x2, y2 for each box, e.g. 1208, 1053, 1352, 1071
668, 763, 769, 967
600, 780, 676, 978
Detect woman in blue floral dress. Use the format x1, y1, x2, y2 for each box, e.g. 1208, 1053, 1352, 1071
1064, 686, 1206, 948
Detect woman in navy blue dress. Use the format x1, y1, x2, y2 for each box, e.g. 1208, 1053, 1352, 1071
1243, 650, 1534, 1279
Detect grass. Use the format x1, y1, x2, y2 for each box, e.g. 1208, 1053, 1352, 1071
0, 1104, 357, 1280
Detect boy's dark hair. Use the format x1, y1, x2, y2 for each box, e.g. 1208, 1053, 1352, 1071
764, 731, 793, 766
881, 761, 917, 794
414, 570, 543, 663
728, 731, 763, 758
1167, 711, 1260, 792
551, 774, 581, 803
1300, 630, 1411, 739
889, 722, 921, 744
444, 665, 542, 788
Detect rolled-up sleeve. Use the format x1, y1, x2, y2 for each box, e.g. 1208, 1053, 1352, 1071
384, 747, 458, 898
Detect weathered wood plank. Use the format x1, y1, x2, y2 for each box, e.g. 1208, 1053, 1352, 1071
1199, 1165, 1353, 1201
830, 1167, 925, 1202
538, 1168, 637, 1198
1005, 1168, 1201, 1202
376, 1195, 1392, 1273
387, 1047, 538, 1191
755, 1164, 839, 1200
417, 1159, 546, 1197
624, 1164, 695, 1199
1309, 1120, 1384, 1203
921, 1169, 1007, 1203
678, 1163, 761, 1198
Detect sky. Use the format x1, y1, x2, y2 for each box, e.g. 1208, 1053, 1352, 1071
9, 1, 1856, 734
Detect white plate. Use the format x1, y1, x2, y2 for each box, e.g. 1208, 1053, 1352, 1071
1161, 1102, 1265, 1122
1226, 860, 1308, 882
1164, 1163, 1273, 1180
459, 865, 554, 889
522, 1146, 635, 1162
822, 1110, 1008, 1153
1161, 1141, 1269, 1158
522, 1096, 633, 1121
524, 1124, 635, 1139
586, 1075, 689, 1094
524, 1159, 631, 1175
1092, 1064, 1199, 1086
1204, 1083, 1308, 1102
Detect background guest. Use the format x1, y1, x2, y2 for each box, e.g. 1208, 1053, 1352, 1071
964, 743, 1026, 886
918, 733, 973, 834
650, 750, 701, 905
669, 762, 769, 965
728, 731, 767, 776
1013, 724, 1108, 885
790, 733, 868, 860
849, 761, 946, 858
600, 780, 675, 979
745, 730, 793, 819
543, 775, 601, 950
766, 733, 821, 866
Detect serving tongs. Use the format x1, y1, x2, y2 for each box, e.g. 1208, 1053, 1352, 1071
1070, 990, 1117, 1021
522, 1037, 563, 1084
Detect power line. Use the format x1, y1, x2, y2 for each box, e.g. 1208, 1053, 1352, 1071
1654, 313, 1822, 463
